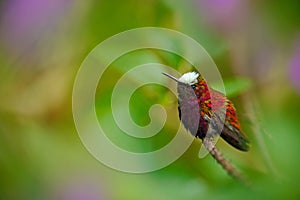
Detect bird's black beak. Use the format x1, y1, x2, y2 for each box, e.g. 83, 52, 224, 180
162, 72, 180, 83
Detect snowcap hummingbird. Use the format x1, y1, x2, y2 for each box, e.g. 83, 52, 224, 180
163, 71, 250, 151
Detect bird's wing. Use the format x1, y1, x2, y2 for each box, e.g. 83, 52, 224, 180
210, 90, 250, 151
221, 100, 250, 151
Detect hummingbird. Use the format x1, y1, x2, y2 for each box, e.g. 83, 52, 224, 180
163, 71, 250, 151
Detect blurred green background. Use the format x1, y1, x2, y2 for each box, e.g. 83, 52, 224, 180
1, 0, 300, 199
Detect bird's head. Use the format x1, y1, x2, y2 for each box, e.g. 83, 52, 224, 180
163, 71, 203, 100
162, 71, 202, 89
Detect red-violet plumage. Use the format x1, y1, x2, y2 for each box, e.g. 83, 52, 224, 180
164, 71, 250, 151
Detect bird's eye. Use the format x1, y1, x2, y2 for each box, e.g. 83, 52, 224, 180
191, 84, 196, 89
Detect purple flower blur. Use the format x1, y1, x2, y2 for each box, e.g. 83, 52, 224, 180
195, 0, 248, 33
289, 37, 300, 92
55, 176, 107, 200
1, 0, 69, 62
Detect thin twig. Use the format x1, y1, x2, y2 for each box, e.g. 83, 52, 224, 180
203, 136, 249, 185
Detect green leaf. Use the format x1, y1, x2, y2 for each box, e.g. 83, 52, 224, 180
211, 77, 253, 97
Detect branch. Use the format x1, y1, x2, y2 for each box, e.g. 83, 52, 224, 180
203, 136, 249, 185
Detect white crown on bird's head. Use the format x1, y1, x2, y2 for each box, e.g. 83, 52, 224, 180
178, 71, 199, 85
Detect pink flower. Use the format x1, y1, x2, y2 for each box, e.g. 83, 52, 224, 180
289, 37, 300, 92
195, 0, 248, 33
1, 0, 70, 62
